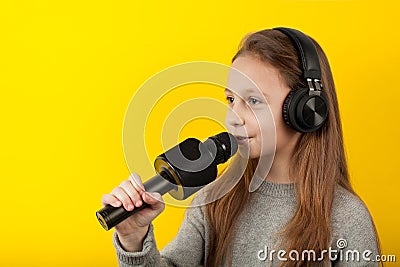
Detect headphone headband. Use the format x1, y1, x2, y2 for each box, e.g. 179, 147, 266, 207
273, 27, 321, 80
273, 27, 329, 133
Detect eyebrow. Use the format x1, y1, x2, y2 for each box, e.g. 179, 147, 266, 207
224, 87, 270, 99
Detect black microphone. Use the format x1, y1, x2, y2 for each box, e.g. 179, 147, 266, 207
96, 132, 238, 230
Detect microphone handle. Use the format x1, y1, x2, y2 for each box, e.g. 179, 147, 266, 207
96, 173, 176, 231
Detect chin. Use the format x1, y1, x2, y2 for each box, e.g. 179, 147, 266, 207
237, 146, 261, 159
249, 148, 261, 159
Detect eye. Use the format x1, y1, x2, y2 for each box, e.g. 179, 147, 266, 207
226, 96, 235, 104
249, 97, 261, 105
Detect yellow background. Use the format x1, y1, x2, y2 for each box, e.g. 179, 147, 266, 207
0, 0, 399, 266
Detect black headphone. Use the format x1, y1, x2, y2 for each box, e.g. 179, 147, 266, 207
273, 27, 329, 133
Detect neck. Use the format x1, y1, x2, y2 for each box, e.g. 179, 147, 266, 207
265, 150, 293, 184
264, 131, 300, 184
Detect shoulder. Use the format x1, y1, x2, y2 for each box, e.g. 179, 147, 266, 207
330, 185, 378, 253
184, 188, 208, 223
331, 185, 373, 226
190, 188, 208, 207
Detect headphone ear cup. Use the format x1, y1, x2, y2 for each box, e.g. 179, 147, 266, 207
296, 91, 328, 132
282, 90, 293, 126
282, 88, 308, 132
282, 88, 328, 133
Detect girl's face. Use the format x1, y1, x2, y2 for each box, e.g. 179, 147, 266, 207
225, 55, 301, 159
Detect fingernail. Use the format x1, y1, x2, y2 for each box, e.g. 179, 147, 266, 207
127, 204, 133, 210
137, 200, 142, 206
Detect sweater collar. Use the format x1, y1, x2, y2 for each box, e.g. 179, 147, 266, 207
255, 180, 295, 197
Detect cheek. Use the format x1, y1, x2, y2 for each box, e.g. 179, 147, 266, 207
253, 108, 276, 153
275, 113, 295, 149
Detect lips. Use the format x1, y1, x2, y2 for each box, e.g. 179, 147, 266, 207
234, 135, 252, 144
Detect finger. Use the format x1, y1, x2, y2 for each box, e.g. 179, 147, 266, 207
101, 194, 122, 207
142, 191, 163, 206
111, 187, 135, 211
129, 173, 146, 192
143, 192, 165, 214
120, 179, 143, 207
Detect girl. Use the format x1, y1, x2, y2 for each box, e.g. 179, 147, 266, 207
101, 28, 381, 266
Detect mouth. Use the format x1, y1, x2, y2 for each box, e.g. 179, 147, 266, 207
234, 135, 253, 144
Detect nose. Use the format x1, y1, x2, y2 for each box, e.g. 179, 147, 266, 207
226, 104, 245, 127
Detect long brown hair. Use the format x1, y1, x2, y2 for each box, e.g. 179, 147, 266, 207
204, 29, 382, 266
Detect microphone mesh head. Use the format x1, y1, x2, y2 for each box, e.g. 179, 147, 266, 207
212, 132, 238, 163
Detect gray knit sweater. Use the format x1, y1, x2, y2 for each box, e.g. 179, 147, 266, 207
112, 181, 379, 266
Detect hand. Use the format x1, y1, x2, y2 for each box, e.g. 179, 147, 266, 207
101, 173, 165, 238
